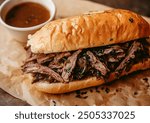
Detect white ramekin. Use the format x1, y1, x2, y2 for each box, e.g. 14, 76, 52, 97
0, 0, 56, 42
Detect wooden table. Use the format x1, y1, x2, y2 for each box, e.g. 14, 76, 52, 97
0, 0, 150, 106
0, 0, 150, 16
91, 0, 150, 17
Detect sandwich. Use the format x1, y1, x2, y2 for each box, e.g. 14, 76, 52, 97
22, 9, 150, 94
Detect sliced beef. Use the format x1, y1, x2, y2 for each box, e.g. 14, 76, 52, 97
22, 61, 35, 70
25, 54, 38, 62
104, 45, 124, 55
49, 64, 63, 69
24, 63, 64, 82
86, 51, 109, 76
116, 52, 126, 59
25, 53, 55, 63
115, 41, 143, 73
37, 54, 55, 63
107, 52, 125, 62
23, 38, 149, 84
53, 52, 71, 63
62, 50, 82, 82
77, 56, 87, 73
108, 56, 119, 62
48, 52, 71, 70
95, 45, 124, 57
74, 56, 88, 79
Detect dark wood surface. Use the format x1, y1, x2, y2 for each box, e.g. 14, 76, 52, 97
0, 89, 29, 106
0, 0, 150, 106
91, 0, 150, 17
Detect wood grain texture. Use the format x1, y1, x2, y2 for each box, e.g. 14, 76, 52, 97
0, 89, 29, 106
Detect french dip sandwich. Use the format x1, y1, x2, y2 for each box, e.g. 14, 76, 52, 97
22, 9, 150, 94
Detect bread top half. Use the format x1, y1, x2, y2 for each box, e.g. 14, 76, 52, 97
27, 9, 150, 54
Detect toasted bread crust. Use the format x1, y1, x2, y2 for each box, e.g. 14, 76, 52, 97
28, 9, 150, 54
33, 59, 150, 94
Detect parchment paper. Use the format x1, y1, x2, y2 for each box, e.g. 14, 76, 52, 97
0, 0, 150, 106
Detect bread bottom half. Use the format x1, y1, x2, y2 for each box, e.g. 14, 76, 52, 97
33, 59, 150, 94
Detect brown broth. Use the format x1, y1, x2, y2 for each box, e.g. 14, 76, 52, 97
5, 2, 50, 28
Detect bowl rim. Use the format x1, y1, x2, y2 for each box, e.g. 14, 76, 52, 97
0, 0, 56, 31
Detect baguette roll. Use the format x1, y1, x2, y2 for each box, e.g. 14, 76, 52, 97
28, 9, 150, 54
23, 9, 150, 94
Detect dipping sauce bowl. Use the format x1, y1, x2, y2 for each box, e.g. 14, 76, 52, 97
0, 0, 56, 42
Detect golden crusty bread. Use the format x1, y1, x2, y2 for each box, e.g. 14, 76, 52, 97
33, 59, 150, 94
27, 9, 150, 54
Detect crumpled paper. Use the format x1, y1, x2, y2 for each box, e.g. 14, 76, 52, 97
0, 0, 150, 106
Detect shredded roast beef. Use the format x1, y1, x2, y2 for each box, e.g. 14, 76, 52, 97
103, 45, 124, 55
108, 56, 119, 62
115, 41, 143, 73
22, 38, 149, 84
86, 51, 109, 76
94, 45, 124, 57
53, 52, 71, 63
37, 54, 55, 63
24, 63, 64, 82
77, 57, 87, 73
107, 52, 125, 62
62, 50, 82, 82
26, 53, 55, 63
49, 64, 63, 69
